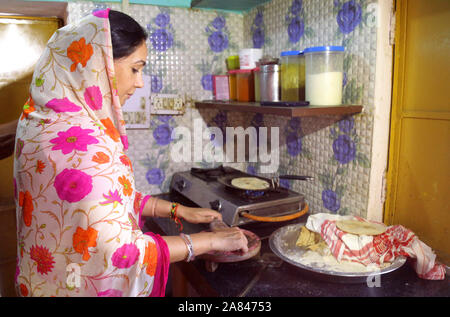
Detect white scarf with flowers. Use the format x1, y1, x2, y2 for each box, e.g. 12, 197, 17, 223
14, 9, 169, 297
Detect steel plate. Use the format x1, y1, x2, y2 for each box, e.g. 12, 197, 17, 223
269, 223, 407, 284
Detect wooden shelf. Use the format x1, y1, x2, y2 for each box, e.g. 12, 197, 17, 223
195, 100, 363, 117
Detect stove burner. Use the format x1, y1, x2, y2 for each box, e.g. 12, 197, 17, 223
190, 165, 235, 182
243, 190, 265, 199
235, 187, 290, 202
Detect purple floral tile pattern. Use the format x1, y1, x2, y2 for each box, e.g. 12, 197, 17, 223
286, 132, 302, 157
322, 189, 341, 212
285, 0, 305, 44
333, 0, 373, 47
153, 123, 173, 146
251, 113, 264, 148
284, 117, 311, 159
282, 0, 315, 47
146, 167, 165, 186
147, 8, 176, 53
251, 8, 265, 48
205, 15, 229, 53
151, 116, 174, 144
147, 9, 174, 52
335, 0, 362, 34
318, 117, 370, 215
137, 115, 177, 191
333, 1, 366, 129
145, 8, 184, 96
246, 165, 257, 175
202, 14, 238, 93
201, 74, 213, 91
212, 110, 228, 137
151, 75, 163, 93
195, 57, 221, 92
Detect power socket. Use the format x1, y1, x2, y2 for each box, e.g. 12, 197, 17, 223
150, 94, 184, 114
174, 97, 183, 110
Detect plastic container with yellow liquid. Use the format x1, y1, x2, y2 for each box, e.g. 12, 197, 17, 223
280, 50, 305, 102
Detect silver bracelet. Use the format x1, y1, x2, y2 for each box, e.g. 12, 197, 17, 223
179, 233, 195, 262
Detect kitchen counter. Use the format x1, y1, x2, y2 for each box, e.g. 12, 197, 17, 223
143, 193, 449, 297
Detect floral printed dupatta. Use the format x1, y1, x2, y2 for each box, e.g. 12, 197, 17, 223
14, 9, 169, 297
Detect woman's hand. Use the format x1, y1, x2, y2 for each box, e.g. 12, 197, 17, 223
162, 228, 249, 263
209, 228, 249, 253
176, 206, 248, 252
177, 205, 222, 224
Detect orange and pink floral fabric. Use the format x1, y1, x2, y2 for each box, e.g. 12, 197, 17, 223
13, 9, 169, 297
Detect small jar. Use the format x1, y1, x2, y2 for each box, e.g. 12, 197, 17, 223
235, 69, 254, 102
254, 67, 261, 102
280, 50, 305, 102
239, 48, 262, 69
226, 55, 240, 70
227, 70, 237, 101
304, 46, 345, 106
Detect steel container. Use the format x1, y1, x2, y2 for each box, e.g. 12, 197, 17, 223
260, 64, 280, 102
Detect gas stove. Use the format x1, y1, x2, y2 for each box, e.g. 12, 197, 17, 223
170, 165, 306, 226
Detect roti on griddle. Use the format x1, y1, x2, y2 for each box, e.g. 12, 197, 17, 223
230, 177, 270, 190
336, 219, 387, 236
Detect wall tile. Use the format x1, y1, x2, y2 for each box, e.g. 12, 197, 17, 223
67, 0, 378, 218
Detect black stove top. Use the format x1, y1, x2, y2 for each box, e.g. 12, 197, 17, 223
190, 165, 236, 182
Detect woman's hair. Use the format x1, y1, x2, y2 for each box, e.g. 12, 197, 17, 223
108, 10, 148, 60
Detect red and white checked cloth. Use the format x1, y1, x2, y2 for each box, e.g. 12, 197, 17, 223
305, 214, 446, 280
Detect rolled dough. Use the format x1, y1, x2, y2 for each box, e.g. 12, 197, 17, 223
230, 177, 270, 190
336, 219, 387, 236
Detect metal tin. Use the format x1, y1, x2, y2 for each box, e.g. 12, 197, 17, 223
260, 64, 280, 102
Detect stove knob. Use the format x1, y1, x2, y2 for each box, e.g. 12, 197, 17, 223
175, 179, 186, 192
209, 199, 222, 212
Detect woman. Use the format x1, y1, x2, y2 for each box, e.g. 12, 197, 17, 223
13, 9, 248, 297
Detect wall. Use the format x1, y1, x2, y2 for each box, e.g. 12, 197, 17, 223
67, 0, 383, 219
242, 0, 378, 218
68, 0, 247, 191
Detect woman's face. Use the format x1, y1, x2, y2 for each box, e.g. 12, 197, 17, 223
113, 41, 148, 106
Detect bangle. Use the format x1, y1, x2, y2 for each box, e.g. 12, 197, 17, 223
170, 202, 183, 231
148, 197, 159, 217
179, 233, 195, 262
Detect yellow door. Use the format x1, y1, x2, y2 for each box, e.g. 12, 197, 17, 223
385, 0, 450, 265
0, 15, 60, 296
